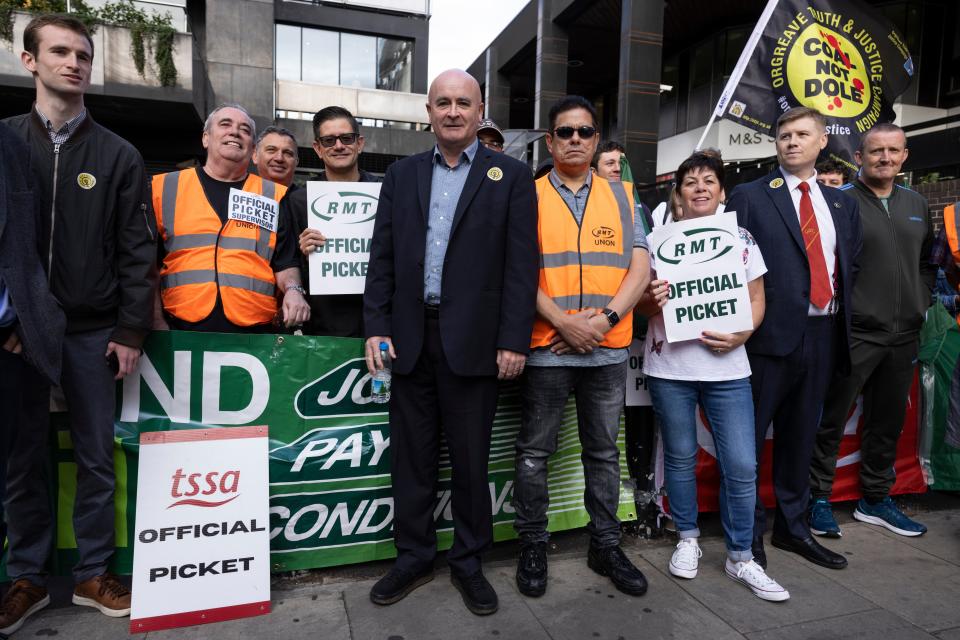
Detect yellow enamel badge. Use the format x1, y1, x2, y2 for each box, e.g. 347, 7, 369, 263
77, 173, 96, 189
769, 177, 784, 189
487, 167, 503, 182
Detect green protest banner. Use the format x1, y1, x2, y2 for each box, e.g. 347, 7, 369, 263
32, 331, 636, 575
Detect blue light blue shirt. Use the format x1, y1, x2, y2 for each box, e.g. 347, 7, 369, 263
423, 139, 479, 304
0, 281, 15, 327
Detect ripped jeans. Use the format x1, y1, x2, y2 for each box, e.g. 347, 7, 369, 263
512, 362, 627, 548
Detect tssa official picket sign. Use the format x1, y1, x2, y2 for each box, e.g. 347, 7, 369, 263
645, 211, 753, 343
129, 426, 271, 633
306, 181, 381, 295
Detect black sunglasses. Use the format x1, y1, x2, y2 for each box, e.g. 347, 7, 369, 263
552, 126, 597, 140
316, 133, 359, 147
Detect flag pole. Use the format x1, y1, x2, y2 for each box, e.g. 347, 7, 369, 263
694, 0, 781, 151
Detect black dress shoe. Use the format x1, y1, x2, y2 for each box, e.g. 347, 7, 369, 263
771, 533, 847, 569
752, 537, 767, 569
369, 565, 434, 605
451, 571, 499, 615
516, 541, 548, 597
587, 544, 648, 596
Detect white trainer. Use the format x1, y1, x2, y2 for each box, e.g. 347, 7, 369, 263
669, 538, 702, 579
725, 558, 790, 602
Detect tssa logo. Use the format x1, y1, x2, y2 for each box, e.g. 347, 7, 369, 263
294, 358, 383, 419
169, 467, 241, 508
310, 191, 378, 224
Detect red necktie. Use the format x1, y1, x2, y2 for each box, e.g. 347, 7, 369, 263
797, 181, 832, 309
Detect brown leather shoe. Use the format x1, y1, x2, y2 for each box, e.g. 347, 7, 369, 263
0, 579, 50, 635
72, 574, 131, 617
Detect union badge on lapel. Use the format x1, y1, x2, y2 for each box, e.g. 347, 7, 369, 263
769, 177, 784, 189
487, 167, 503, 182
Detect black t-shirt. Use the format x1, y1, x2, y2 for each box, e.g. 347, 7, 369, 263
161, 168, 300, 333
279, 170, 380, 338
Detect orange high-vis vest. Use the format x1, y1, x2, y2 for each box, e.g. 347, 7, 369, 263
945, 202, 960, 328
152, 169, 287, 327
946, 202, 960, 264
531, 174, 635, 349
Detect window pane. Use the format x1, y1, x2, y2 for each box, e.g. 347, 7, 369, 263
690, 42, 713, 88
302, 28, 340, 85
377, 37, 413, 92
340, 33, 377, 89
723, 29, 747, 76
276, 24, 301, 81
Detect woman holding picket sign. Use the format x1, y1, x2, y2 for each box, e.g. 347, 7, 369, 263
638, 151, 789, 602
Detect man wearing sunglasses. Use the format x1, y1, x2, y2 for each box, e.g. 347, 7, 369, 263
282, 106, 378, 337
513, 96, 651, 599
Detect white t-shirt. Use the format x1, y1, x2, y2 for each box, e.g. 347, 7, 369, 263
642, 227, 767, 382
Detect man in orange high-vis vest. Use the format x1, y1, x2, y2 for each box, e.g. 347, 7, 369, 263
513, 96, 651, 599
152, 104, 309, 333
935, 201, 960, 447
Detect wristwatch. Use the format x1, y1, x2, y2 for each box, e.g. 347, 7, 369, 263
601, 307, 620, 327
286, 284, 307, 296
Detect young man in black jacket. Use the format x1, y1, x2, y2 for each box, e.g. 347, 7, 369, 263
0, 14, 156, 634
809, 123, 936, 539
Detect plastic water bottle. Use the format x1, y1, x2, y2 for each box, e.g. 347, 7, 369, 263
371, 341, 392, 404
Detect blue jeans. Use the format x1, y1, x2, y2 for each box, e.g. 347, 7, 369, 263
513, 363, 627, 547
648, 376, 757, 561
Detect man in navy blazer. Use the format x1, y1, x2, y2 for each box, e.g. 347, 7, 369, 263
0, 120, 65, 609
726, 107, 861, 571
363, 69, 539, 615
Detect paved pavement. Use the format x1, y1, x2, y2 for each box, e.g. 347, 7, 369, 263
9, 493, 960, 640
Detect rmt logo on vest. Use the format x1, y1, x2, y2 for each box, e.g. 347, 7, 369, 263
592, 226, 616, 246
169, 468, 241, 508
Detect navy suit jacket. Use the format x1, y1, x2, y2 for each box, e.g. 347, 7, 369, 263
726, 168, 862, 373
0, 121, 65, 384
363, 144, 539, 377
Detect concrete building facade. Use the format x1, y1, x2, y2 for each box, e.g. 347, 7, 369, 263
0, 0, 435, 177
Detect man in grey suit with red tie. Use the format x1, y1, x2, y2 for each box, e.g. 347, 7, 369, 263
726, 107, 862, 571
363, 69, 539, 615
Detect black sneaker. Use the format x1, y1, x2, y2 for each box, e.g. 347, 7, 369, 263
516, 541, 548, 597
587, 544, 648, 596
369, 565, 434, 605
451, 570, 499, 616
